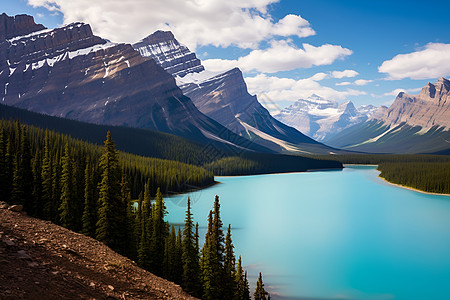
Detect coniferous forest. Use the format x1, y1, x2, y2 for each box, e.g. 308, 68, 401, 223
0, 118, 270, 299
317, 154, 450, 194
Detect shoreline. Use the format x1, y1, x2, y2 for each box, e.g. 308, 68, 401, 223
379, 176, 450, 197
217, 167, 344, 178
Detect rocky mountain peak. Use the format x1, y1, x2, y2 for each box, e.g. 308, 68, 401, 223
140, 30, 175, 44
372, 77, 450, 129
0, 13, 45, 40
133, 30, 204, 77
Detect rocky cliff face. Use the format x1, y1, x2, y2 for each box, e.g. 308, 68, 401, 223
274, 94, 371, 142
134, 31, 204, 77
0, 14, 266, 151
325, 78, 450, 153
134, 31, 334, 154
372, 77, 450, 129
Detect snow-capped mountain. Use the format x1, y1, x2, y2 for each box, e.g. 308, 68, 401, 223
0, 13, 270, 153
133, 31, 337, 154
325, 77, 450, 154
274, 95, 372, 142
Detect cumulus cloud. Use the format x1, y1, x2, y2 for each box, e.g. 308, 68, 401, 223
335, 82, 351, 86
245, 74, 366, 104
203, 40, 352, 73
331, 70, 359, 79
27, 0, 315, 49
379, 43, 450, 80
354, 79, 373, 86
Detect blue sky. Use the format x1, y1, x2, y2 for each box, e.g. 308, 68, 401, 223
3, 0, 450, 111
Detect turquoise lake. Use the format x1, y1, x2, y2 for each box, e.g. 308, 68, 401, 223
165, 166, 450, 300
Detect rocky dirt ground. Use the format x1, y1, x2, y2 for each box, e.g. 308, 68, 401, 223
0, 202, 197, 300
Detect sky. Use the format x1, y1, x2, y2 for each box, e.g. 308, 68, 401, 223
3, 0, 450, 112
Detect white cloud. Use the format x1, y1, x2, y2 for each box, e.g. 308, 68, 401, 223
203, 40, 352, 73
36, 13, 45, 18
379, 43, 450, 80
331, 69, 358, 79
245, 74, 366, 104
336, 82, 351, 86
310, 72, 329, 81
383, 87, 422, 96
354, 79, 373, 86
27, 0, 315, 49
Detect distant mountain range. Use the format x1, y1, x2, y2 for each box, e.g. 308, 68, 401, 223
133, 31, 337, 154
0, 13, 269, 153
274, 94, 378, 142
326, 77, 450, 154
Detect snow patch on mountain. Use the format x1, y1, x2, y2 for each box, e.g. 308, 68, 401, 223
274, 95, 376, 142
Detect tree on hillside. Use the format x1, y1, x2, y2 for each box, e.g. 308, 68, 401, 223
59, 143, 76, 230
82, 158, 97, 237
96, 131, 124, 253
254, 272, 269, 300
224, 224, 236, 299
182, 197, 201, 296
150, 187, 168, 275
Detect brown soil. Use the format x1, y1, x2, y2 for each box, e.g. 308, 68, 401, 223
0, 206, 197, 300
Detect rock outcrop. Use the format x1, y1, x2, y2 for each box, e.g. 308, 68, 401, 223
372, 77, 450, 129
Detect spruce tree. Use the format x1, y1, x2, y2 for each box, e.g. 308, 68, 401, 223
31, 149, 43, 217
41, 131, 53, 220
0, 127, 8, 201
59, 143, 75, 229
254, 272, 269, 300
224, 224, 236, 299
149, 187, 167, 275
243, 271, 251, 300
82, 158, 97, 237
182, 197, 201, 296
234, 256, 245, 300
96, 131, 123, 253
51, 150, 61, 223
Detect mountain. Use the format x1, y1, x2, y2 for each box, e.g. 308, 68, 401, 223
133, 31, 337, 154
274, 94, 372, 142
0, 13, 269, 153
326, 78, 450, 154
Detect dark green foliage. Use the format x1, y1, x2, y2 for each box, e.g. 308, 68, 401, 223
182, 198, 201, 296
201, 196, 226, 299
224, 224, 236, 299
150, 187, 168, 276
59, 143, 76, 230
96, 131, 126, 254
204, 153, 342, 176
82, 159, 97, 237
254, 272, 269, 300
234, 256, 246, 300
318, 154, 450, 194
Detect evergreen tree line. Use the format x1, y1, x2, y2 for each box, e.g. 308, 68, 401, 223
314, 154, 450, 194
0, 119, 214, 205
0, 119, 270, 299
132, 193, 270, 300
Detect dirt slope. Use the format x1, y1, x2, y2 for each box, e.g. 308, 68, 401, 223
0, 204, 196, 300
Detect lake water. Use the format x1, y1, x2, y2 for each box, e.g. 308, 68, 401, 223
165, 165, 450, 300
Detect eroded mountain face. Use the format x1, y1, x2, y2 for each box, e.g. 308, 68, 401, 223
0, 13, 270, 151
372, 77, 450, 129
133, 31, 335, 154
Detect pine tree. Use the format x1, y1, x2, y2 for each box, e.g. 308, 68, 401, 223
41, 131, 53, 220
243, 271, 251, 300
31, 149, 43, 217
82, 158, 97, 237
149, 187, 168, 275
59, 143, 76, 229
234, 256, 246, 300
201, 196, 225, 299
51, 150, 61, 223
120, 173, 133, 257
254, 272, 269, 300
96, 131, 123, 253
182, 197, 201, 296
224, 224, 236, 299
0, 127, 8, 201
